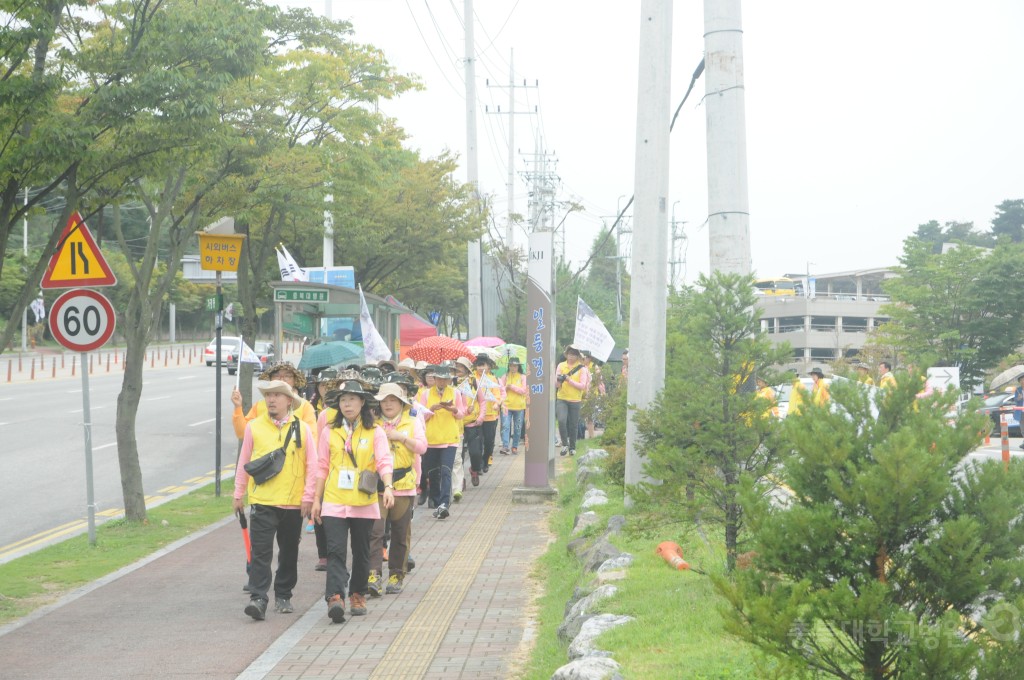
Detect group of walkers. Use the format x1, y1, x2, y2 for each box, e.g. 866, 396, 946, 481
229, 352, 523, 624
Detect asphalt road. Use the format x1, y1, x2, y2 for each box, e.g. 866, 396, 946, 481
0, 361, 258, 559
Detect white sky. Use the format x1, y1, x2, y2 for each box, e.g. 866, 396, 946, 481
277, 1, 1024, 283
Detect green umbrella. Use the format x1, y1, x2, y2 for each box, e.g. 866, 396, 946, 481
297, 341, 365, 370
494, 343, 527, 378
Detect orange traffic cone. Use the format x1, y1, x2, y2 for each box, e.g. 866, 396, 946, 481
656, 541, 690, 571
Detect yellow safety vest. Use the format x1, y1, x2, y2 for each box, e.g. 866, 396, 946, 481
383, 411, 419, 492
250, 398, 319, 446
481, 371, 502, 420
504, 373, 527, 410
246, 415, 308, 507
323, 422, 379, 507
556, 362, 585, 402
460, 377, 480, 427
423, 385, 459, 445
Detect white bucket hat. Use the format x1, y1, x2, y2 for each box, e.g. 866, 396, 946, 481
375, 382, 411, 405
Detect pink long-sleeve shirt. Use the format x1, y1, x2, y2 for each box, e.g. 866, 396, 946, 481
317, 425, 394, 519
234, 418, 318, 507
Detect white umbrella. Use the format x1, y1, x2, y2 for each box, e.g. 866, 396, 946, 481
989, 365, 1024, 392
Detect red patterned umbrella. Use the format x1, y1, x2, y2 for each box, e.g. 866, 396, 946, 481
406, 336, 477, 364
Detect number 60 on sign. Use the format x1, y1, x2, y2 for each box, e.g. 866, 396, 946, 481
48, 289, 116, 352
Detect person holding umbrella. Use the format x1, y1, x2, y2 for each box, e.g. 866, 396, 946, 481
417, 364, 466, 518
311, 380, 395, 623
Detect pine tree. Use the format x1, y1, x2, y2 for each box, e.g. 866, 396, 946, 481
634, 272, 791, 571
718, 372, 1024, 679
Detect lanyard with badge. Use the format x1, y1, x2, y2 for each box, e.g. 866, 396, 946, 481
336, 421, 358, 490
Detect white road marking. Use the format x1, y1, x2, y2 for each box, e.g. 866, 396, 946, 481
69, 406, 105, 413
94, 442, 117, 450
177, 376, 197, 381
145, 396, 171, 401
188, 418, 216, 427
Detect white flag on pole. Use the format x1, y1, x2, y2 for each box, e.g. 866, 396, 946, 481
30, 297, 45, 323
276, 247, 291, 281
359, 285, 392, 363
276, 245, 307, 282
573, 297, 615, 362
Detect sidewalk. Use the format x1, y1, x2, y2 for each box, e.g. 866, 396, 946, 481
0, 454, 552, 680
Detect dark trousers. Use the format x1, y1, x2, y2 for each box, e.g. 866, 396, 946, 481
423, 445, 456, 506
314, 520, 327, 559
482, 419, 498, 461
464, 425, 484, 472
369, 496, 413, 576
556, 400, 582, 451
247, 504, 303, 602
323, 515, 374, 600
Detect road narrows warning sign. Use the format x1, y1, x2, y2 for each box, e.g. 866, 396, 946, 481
40, 212, 117, 289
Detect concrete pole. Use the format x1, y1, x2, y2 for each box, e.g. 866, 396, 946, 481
624, 0, 672, 501
704, 0, 751, 275
465, 0, 483, 338
506, 49, 515, 251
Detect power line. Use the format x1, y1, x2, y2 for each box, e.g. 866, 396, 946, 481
402, 0, 464, 98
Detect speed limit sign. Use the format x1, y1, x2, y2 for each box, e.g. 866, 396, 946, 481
49, 289, 116, 352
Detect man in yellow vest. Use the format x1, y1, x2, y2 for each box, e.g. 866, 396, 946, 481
878, 361, 897, 390
233, 380, 317, 621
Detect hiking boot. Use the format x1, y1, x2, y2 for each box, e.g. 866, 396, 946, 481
570, 449, 576, 456
274, 598, 294, 614
327, 594, 345, 623
385, 574, 404, 595
453, 490, 462, 503
499, 446, 509, 455
367, 571, 383, 597
349, 592, 367, 616
406, 554, 416, 571
315, 558, 327, 571
242, 583, 252, 593
471, 471, 480, 486
245, 598, 268, 621
511, 447, 519, 455
559, 446, 569, 457
436, 503, 450, 520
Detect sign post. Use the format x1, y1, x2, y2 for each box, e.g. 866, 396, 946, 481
514, 231, 557, 503
43, 212, 117, 546
47, 288, 118, 547
197, 219, 243, 497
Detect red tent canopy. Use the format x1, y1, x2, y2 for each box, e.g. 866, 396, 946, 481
399, 313, 437, 358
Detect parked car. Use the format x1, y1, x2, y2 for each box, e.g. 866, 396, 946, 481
977, 391, 1020, 437
204, 336, 242, 367
225, 340, 276, 375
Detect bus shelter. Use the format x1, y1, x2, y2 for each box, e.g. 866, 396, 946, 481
270, 281, 405, 356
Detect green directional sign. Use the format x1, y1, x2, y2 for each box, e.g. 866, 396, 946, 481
205, 297, 217, 311
274, 289, 328, 303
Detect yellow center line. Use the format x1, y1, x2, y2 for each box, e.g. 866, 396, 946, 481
369, 460, 519, 679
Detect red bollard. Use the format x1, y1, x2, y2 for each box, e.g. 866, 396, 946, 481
6, 361, 11, 383
18, 354, 22, 372
52, 358, 56, 378
89, 354, 94, 373
164, 351, 168, 367
71, 356, 76, 376
107, 354, 111, 372
150, 351, 155, 368
31, 359, 35, 380
61, 355, 65, 369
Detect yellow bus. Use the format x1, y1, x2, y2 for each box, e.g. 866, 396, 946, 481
753, 277, 798, 297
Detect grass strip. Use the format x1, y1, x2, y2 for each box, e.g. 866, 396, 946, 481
519, 438, 769, 678
0, 486, 233, 625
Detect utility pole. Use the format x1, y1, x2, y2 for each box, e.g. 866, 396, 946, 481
485, 49, 537, 253
624, 0, 672, 502
704, 0, 751, 275
521, 138, 560, 253
465, 0, 483, 338
670, 201, 686, 288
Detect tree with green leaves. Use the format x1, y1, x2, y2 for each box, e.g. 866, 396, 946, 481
634, 272, 791, 571
990, 199, 1024, 243
872, 236, 1024, 390
910, 220, 993, 253
719, 374, 1024, 679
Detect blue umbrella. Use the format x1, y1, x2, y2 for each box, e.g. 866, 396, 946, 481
297, 341, 365, 370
